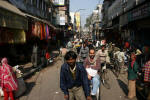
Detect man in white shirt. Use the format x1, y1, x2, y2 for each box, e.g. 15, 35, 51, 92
96, 45, 108, 70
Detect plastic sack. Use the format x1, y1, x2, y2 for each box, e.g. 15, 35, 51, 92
0, 87, 4, 96
15, 78, 26, 97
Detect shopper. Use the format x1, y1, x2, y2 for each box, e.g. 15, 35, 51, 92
0, 58, 18, 100
127, 53, 139, 99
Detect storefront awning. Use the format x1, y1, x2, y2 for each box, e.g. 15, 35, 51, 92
25, 14, 56, 29
0, 1, 26, 17
0, 1, 28, 30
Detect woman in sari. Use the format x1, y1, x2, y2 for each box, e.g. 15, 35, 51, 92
127, 53, 139, 99
0, 58, 18, 100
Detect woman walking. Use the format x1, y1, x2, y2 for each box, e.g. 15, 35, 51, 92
0, 58, 18, 100
127, 53, 139, 99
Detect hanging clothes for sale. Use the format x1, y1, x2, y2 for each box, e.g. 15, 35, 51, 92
46, 25, 49, 39
47, 25, 50, 40
43, 24, 46, 39
32, 23, 35, 36
37, 22, 41, 37
45, 24, 47, 39
40, 24, 43, 40
48, 27, 52, 39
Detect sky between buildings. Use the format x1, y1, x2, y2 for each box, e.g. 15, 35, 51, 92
70, 0, 104, 26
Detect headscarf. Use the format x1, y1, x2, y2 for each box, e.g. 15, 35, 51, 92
1, 57, 8, 66
131, 53, 136, 68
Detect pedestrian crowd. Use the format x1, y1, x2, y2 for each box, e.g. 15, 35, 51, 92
60, 38, 150, 100
0, 37, 149, 100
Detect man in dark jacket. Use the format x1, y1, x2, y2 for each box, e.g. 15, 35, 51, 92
60, 51, 92, 100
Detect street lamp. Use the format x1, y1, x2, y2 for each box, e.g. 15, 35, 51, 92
74, 9, 86, 38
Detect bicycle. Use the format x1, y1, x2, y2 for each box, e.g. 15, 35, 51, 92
100, 63, 111, 89
114, 59, 121, 78
110, 57, 121, 78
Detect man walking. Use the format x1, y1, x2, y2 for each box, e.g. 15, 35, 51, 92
60, 51, 92, 100
79, 42, 89, 64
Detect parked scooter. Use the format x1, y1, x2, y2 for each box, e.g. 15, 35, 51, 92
47, 57, 54, 64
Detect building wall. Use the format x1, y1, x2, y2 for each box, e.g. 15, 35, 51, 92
9, 0, 51, 20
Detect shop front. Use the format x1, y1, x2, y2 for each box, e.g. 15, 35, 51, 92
0, 1, 28, 65
128, 1, 150, 48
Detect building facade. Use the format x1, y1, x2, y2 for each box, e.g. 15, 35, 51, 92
102, 0, 150, 49
0, 0, 70, 65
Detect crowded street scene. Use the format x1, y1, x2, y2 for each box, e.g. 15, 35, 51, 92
0, 0, 150, 100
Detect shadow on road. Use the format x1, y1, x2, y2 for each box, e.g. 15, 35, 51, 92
117, 79, 146, 100
117, 79, 128, 96
23, 82, 35, 96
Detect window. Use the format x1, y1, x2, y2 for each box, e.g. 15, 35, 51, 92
33, 0, 37, 6
37, 0, 39, 8
24, 0, 30, 4
43, 2, 45, 11
31, 0, 33, 5
42, 0, 44, 10
39, 0, 42, 9
45, 4, 47, 11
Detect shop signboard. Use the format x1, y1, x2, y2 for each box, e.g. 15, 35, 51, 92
128, 2, 150, 22
60, 17, 65, 25
53, 0, 64, 6
70, 12, 75, 24
58, 6, 67, 11
56, 15, 65, 25
0, 8, 28, 30
75, 12, 80, 32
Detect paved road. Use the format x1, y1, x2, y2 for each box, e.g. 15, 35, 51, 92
19, 59, 130, 100
20, 59, 65, 100
100, 70, 128, 100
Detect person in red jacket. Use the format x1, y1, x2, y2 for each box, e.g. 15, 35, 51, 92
0, 58, 18, 100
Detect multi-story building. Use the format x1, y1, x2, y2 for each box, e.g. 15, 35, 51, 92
52, 0, 70, 27
102, 0, 150, 48
51, 0, 71, 40
88, 4, 103, 40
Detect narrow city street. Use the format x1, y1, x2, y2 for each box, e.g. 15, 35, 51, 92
19, 58, 130, 100
0, 0, 150, 100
